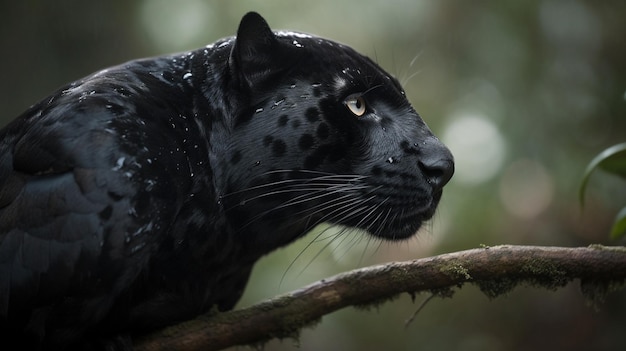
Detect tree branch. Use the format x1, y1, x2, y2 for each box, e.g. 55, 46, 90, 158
134, 245, 626, 351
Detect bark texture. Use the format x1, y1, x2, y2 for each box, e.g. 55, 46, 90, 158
134, 245, 626, 351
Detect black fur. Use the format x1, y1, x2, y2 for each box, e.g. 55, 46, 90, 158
0, 12, 453, 350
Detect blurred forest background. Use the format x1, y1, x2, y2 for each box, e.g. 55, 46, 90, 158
1, 1, 625, 350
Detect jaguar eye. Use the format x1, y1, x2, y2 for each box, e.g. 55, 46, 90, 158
344, 94, 367, 117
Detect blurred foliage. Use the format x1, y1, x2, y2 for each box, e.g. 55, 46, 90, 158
1, 1, 625, 350
580, 143, 626, 239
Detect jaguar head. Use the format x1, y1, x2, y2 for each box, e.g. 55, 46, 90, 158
221, 12, 454, 248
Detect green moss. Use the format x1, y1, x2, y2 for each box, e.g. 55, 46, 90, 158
581, 278, 626, 309
581, 245, 626, 308
475, 258, 572, 299
353, 294, 401, 312
266, 298, 322, 340
519, 259, 570, 290
588, 244, 626, 252
429, 287, 456, 299
475, 278, 517, 299
439, 262, 472, 281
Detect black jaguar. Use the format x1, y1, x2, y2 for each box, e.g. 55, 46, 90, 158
0, 12, 453, 350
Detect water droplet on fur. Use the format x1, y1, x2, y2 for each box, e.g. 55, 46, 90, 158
132, 242, 147, 254
254, 161, 261, 166
290, 84, 296, 89
182, 72, 192, 79
387, 157, 395, 164
255, 107, 264, 113
272, 99, 285, 109
145, 179, 156, 191
113, 157, 125, 171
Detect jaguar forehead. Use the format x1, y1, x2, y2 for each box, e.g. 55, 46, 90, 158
333, 76, 348, 90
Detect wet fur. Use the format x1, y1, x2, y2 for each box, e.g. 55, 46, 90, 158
0, 12, 453, 350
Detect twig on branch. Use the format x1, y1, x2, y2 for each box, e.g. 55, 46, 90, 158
134, 245, 626, 351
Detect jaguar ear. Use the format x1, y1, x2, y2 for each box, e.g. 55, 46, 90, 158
229, 12, 282, 90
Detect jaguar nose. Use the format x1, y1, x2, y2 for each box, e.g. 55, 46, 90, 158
418, 140, 455, 191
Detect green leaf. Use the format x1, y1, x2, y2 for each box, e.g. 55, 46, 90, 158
579, 142, 626, 207
592, 142, 626, 178
610, 207, 626, 240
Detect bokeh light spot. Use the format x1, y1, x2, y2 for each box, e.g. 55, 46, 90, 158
499, 159, 554, 219
442, 114, 506, 185
140, 0, 216, 52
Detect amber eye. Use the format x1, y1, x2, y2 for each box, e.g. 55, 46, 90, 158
344, 94, 367, 117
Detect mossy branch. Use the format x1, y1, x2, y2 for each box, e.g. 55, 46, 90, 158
134, 245, 626, 351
